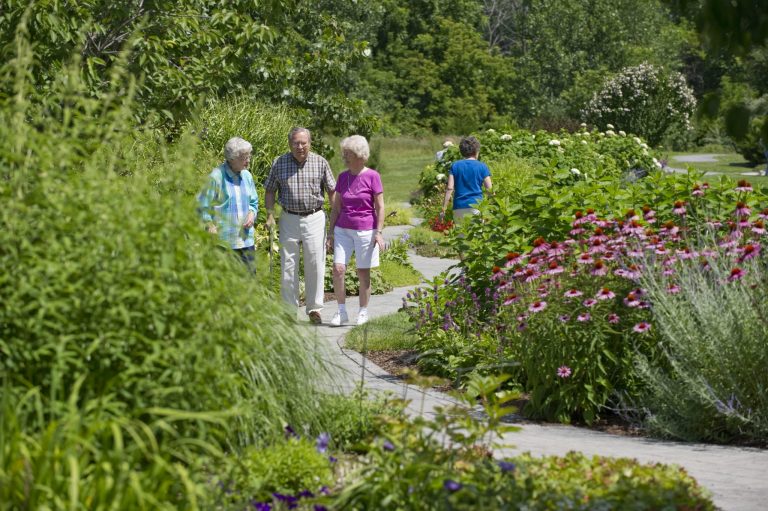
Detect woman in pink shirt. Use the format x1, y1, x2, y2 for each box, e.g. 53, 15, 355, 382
326, 135, 385, 326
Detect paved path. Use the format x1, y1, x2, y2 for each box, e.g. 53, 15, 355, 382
301, 224, 768, 511
666, 153, 766, 177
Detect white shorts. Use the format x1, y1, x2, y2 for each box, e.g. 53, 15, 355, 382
454, 208, 480, 221
333, 227, 380, 268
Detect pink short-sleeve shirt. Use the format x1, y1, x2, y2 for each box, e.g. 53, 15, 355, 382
335, 168, 384, 231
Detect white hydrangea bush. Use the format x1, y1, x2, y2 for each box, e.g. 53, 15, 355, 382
581, 63, 696, 146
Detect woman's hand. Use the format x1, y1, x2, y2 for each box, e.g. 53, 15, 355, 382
326, 234, 334, 253
374, 231, 385, 251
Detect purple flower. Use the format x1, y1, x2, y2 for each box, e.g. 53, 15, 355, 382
633, 322, 651, 333
577, 313, 591, 322
557, 365, 572, 378
444, 479, 462, 492
498, 460, 516, 473
316, 432, 330, 453
252, 502, 272, 511
284, 425, 299, 439
314, 506, 328, 511
382, 439, 395, 451
299, 490, 314, 498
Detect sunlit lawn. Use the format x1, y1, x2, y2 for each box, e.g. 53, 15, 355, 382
667, 151, 768, 186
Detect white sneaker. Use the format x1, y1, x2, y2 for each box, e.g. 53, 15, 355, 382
357, 310, 369, 325
330, 310, 349, 326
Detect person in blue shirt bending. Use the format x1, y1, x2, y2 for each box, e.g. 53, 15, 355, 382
440, 135, 493, 223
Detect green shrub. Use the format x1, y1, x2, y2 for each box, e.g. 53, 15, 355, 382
384, 204, 413, 226
323, 255, 392, 296
0, 44, 337, 447
636, 245, 768, 443
222, 437, 335, 502
582, 63, 697, 146
187, 97, 309, 183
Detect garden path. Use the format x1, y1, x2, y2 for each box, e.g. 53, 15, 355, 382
666, 153, 765, 176
302, 224, 768, 511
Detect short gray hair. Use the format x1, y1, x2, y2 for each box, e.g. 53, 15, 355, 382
224, 137, 252, 160
288, 127, 312, 144
340, 135, 370, 161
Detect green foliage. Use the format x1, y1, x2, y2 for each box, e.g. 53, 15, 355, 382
718, 77, 768, 164
507, 451, 714, 510
406, 225, 455, 259
187, 97, 309, 183
223, 438, 334, 502
333, 373, 713, 510
636, 247, 768, 443
324, 255, 392, 296
383, 204, 413, 226
582, 63, 697, 146
0, 0, 375, 133
344, 311, 419, 352
0, 388, 211, 509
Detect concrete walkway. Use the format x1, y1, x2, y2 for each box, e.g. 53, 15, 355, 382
303, 224, 768, 511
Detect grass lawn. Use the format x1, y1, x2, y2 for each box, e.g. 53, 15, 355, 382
667, 151, 768, 186
344, 311, 418, 351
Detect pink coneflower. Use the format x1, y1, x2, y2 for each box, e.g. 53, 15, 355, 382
676, 247, 697, 259
759, 209, 768, 220
531, 237, 549, 254
667, 284, 680, 294
547, 241, 567, 257
558, 314, 570, 322
505, 251, 523, 266
602, 250, 616, 261
583, 298, 598, 308
529, 300, 548, 313
738, 219, 751, 229
557, 366, 572, 378
573, 210, 588, 225
752, 220, 766, 235
503, 294, 521, 306
491, 266, 504, 280
663, 267, 675, 276
735, 179, 753, 193
577, 253, 594, 265
564, 288, 583, 298
577, 313, 591, 322
706, 220, 723, 229
523, 268, 541, 283
623, 292, 641, 307
624, 209, 638, 221
735, 201, 751, 218
655, 245, 668, 256
596, 287, 616, 300
672, 201, 686, 216
728, 267, 746, 282
517, 322, 527, 332
588, 239, 607, 254
638, 301, 651, 309
738, 243, 760, 262
591, 259, 608, 276
660, 221, 679, 236
627, 248, 644, 257
691, 184, 704, 197
545, 261, 564, 275
624, 263, 643, 280
591, 227, 609, 241
702, 182, 710, 189
570, 227, 585, 236
701, 249, 718, 258
642, 205, 656, 222
633, 322, 651, 333
607, 313, 620, 324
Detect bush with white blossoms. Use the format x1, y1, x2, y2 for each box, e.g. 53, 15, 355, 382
581, 62, 696, 146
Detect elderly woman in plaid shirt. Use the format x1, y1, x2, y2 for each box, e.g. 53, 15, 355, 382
197, 137, 258, 273
264, 127, 336, 324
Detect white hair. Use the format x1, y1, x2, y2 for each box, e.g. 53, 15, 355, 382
224, 137, 252, 161
340, 135, 370, 161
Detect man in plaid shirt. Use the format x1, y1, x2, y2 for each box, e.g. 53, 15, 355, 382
265, 127, 336, 324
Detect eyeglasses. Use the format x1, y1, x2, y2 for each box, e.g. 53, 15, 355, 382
291, 141, 309, 148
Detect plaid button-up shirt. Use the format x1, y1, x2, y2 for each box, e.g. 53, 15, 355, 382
264, 152, 336, 213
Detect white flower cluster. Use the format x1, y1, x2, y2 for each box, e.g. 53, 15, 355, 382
500, 134, 513, 141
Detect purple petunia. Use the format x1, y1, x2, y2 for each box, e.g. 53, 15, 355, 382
444, 479, 463, 492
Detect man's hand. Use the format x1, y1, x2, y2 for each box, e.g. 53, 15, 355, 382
325, 235, 334, 253
206, 223, 218, 234
265, 213, 276, 229
242, 211, 255, 229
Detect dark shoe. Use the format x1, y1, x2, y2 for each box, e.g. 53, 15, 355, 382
308, 311, 322, 325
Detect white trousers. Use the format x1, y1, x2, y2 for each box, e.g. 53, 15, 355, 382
279, 210, 326, 314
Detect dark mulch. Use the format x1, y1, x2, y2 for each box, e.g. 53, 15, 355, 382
363, 349, 646, 437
